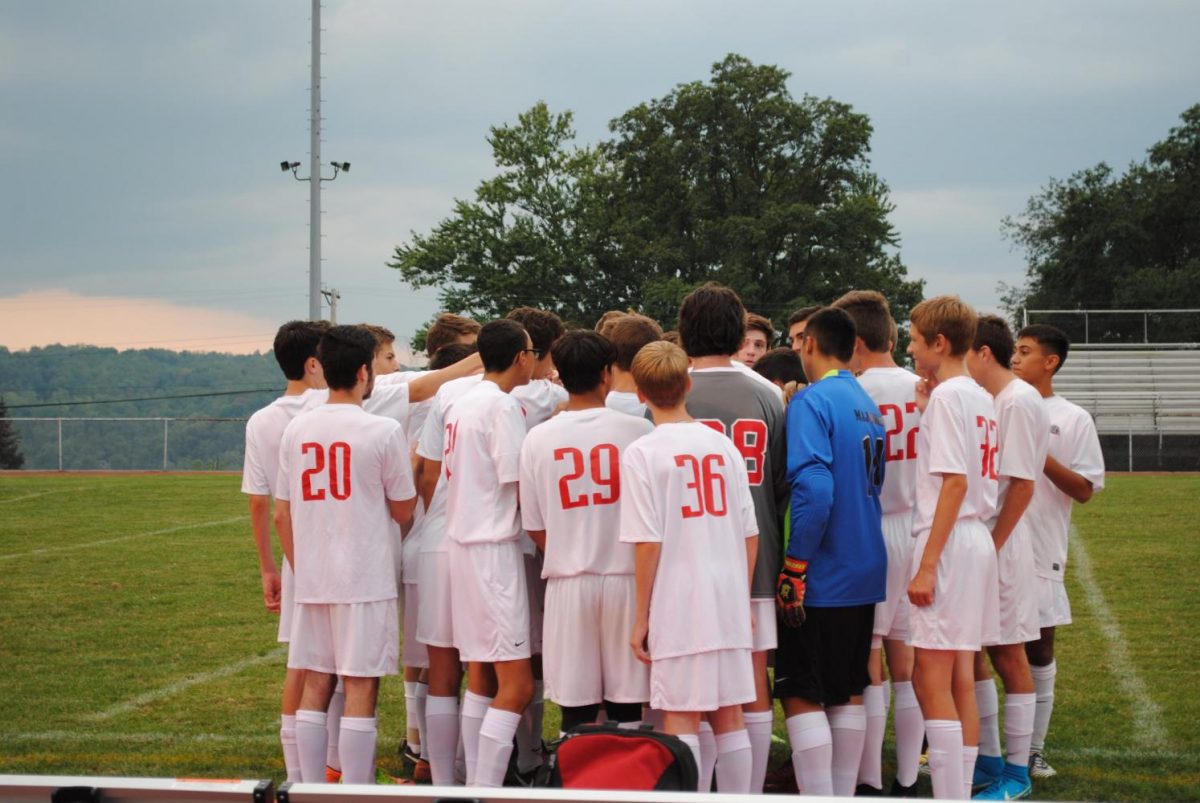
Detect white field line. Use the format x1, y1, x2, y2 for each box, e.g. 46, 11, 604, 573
0, 489, 72, 505
84, 646, 288, 722
1069, 524, 1169, 748
0, 515, 246, 561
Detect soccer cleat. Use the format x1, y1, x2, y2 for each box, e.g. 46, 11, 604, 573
972, 753, 1005, 790
972, 773, 1032, 800
411, 758, 432, 784
324, 766, 342, 784
398, 740, 422, 766
1028, 750, 1056, 778
856, 782, 884, 796
889, 778, 919, 797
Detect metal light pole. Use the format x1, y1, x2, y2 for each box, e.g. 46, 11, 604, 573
280, 0, 350, 322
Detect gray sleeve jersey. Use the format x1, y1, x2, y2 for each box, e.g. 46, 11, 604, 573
685, 369, 787, 598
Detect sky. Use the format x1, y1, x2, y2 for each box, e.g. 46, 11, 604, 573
1, 0, 1197, 355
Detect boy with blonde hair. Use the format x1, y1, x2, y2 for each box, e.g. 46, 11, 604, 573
621, 341, 760, 793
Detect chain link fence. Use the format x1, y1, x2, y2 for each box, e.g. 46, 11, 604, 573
8, 418, 247, 471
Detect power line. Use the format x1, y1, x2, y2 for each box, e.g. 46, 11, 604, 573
7, 388, 277, 411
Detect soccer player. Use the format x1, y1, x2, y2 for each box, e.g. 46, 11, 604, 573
621, 341, 759, 794
774, 307, 887, 798
736, 312, 774, 368
753, 347, 806, 406
1011, 324, 1105, 779
442, 319, 538, 787
519, 330, 654, 734
274, 325, 418, 784
242, 320, 329, 782
905, 296, 1000, 801
832, 290, 924, 796
786, 305, 822, 355
965, 315, 1049, 800
678, 282, 787, 793
604, 313, 664, 418
425, 313, 481, 357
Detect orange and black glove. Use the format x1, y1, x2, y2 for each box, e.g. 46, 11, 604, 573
776, 556, 808, 628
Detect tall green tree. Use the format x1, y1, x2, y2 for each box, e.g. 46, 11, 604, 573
0, 397, 25, 470
1003, 104, 1200, 342
389, 54, 923, 332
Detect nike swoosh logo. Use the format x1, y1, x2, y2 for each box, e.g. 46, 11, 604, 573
514, 640, 526, 647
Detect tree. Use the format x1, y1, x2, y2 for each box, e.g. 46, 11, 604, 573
389, 54, 923, 332
0, 397, 25, 470
1003, 104, 1200, 343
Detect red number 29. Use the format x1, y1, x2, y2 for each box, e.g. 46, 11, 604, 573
555, 444, 620, 510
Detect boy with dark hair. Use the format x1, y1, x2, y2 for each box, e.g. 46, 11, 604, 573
752, 347, 805, 389
832, 289, 924, 796
1011, 324, 1104, 780
775, 307, 887, 797
520, 331, 653, 733
737, 312, 775, 368
426, 313, 481, 358
787, 305, 823, 354
242, 319, 330, 782
442, 319, 538, 787
905, 296, 1000, 800
677, 282, 787, 790
605, 313, 664, 418
622, 341, 759, 793
966, 315, 1049, 800
275, 325, 418, 784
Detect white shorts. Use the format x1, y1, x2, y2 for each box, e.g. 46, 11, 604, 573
416, 550, 454, 649
525, 552, 545, 655
543, 575, 650, 706
873, 511, 914, 641
907, 520, 1000, 652
1036, 576, 1072, 628
448, 539, 531, 663
278, 558, 295, 644
650, 648, 756, 712
287, 599, 399, 677
751, 598, 778, 652
994, 525, 1040, 645
402, 581, 428, 669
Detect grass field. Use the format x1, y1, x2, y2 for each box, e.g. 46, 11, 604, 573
1, 472, 1198, 800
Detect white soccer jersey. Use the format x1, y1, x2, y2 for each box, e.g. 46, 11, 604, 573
912, 376, 998, 535
728, 359, 785, 407
620, 422, 758, 659
606, 390, 647, 419
1025, 395, 1105, 580
520, 407, 655, 577
276, 404, 416, 604
512, 378, 569, 430
992, 378, 1051, 515
857, 366, 921, 515
241, 389, 324, 497
414, 375, 482, 554
443, 380, 527, 545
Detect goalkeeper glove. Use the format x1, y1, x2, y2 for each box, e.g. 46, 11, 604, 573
776, 556, 808, 628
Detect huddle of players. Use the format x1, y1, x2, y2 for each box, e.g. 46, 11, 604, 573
243, 283, 1103, 798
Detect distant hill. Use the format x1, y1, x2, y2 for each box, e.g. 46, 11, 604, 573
0, 345, 284, 470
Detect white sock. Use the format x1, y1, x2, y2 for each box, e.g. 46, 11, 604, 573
1005, 693, 1036, 768
1031, 661, 1056, 752
326, 678, 345, 771
785, 711, 833, 796
295, 709, 328, 783
828, 704, 867, 798
976, 678, 1001, 758
882, 678, 891, 713
858, 685, 886, 790
425, 695, 460, 786
677, 733, 702, 790
339, 716, 377, 785
924, 719, 963, 800
697, 721, 717, 792
403, 681, 421, 752
962, 744, 979, 800
280, 714, 302, 783
714, 728, 753, 794
455, 727, 466, 784
892, 681, 924, 787
515, 680, 544, 772
475, 708, 522, 787
460, 691, 493, 786
744, 710, 774, 793
415, 682, 429, 759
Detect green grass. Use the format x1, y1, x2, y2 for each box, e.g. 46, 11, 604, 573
0, 473, 1198, 799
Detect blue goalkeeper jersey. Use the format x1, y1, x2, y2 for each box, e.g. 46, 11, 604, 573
785, 369, 887, 607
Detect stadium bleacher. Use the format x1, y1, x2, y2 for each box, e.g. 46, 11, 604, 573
1053, 347, 1200, 435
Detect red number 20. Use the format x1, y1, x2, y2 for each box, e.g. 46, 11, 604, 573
555, 444, 620, 510
300, 441, 352, 501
